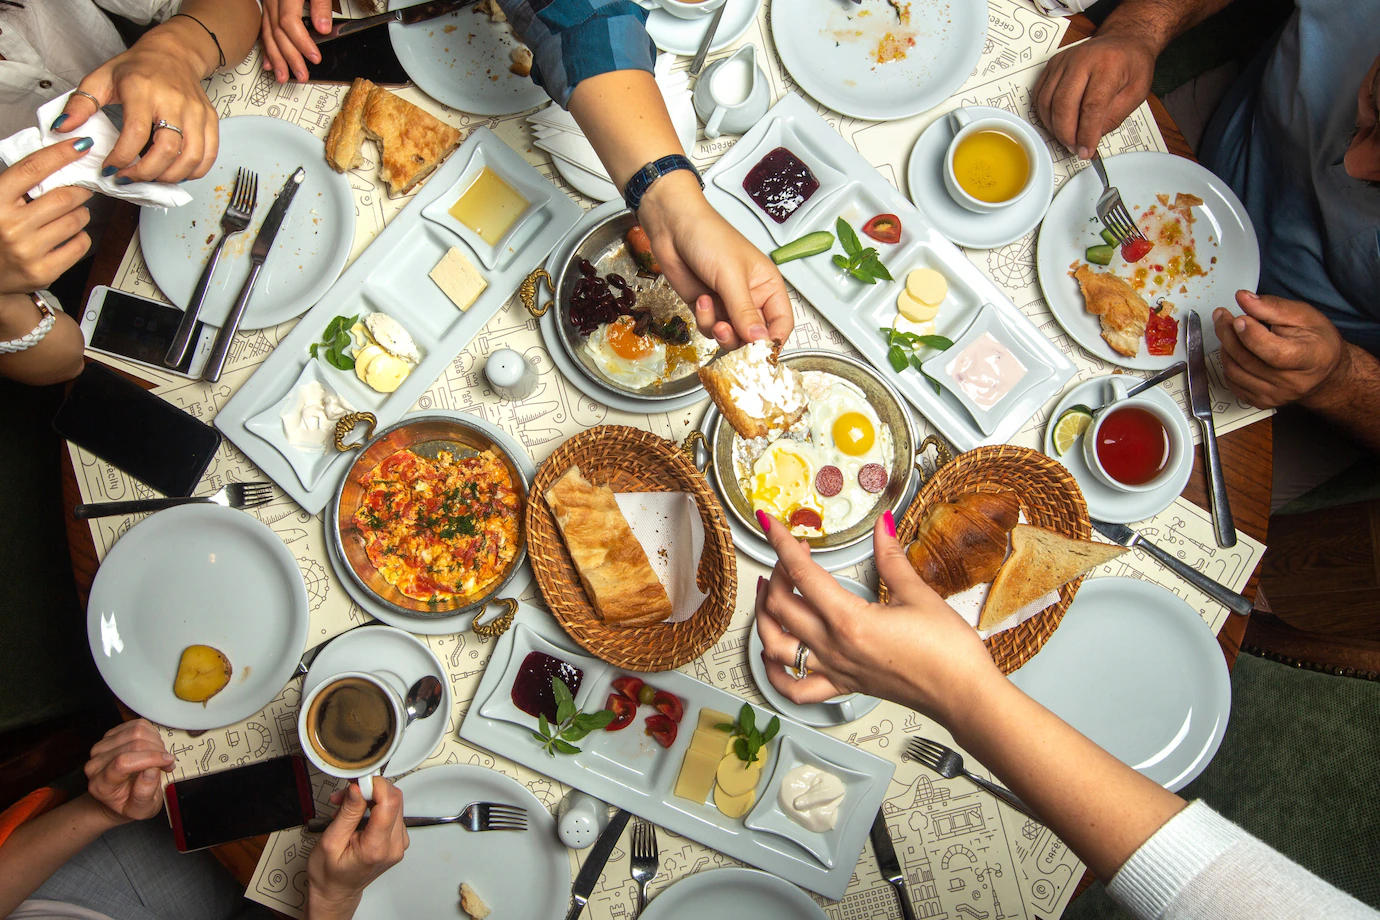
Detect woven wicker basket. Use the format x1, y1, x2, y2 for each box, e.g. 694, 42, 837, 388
880, 444, 1089, 674
526, 426, 737, 671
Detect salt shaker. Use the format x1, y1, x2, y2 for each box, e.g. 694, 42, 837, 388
485, 348, 536, 401
556, 790, 610, 849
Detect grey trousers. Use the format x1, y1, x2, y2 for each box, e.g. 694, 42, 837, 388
29, 818, 275, 920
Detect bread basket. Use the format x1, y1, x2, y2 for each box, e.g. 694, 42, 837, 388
526, 425, 737, 671
880, 443, 1090, 673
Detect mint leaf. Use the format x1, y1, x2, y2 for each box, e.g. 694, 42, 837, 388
836, 217, 862, 257
832, 254, 850, 271
309, 343, 319, 358
715, 722, 735, 732
916, 335, 954, 350
922, 369, 942, 394
739, 704, 755, 736
885, 345, 907, 373
552, 739, 581, 755
908, 352, 926, 373
762, 716, 780, 743
574, 710, 616, 732
538, 712, 550, 737
734, 737, 750, 763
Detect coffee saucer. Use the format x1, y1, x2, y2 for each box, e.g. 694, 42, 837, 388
906, 105, 1054, 251
1043, 375, 1193, 524
302, 625, 452, 778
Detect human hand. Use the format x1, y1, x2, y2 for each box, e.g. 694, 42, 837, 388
84, 719, 175, 826
261, 0, 334, 84
306, 780, 408, 920
754, 510, 1000, 725
1213, 291, 1351, 409
1033, 31, 1156, 159
637, 172, 794, 349
0, 138, 96, 294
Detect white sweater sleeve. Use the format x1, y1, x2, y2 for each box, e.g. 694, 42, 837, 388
1106, 800, 1379, 920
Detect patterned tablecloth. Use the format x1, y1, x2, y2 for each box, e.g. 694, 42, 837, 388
71, 2, 1268, 917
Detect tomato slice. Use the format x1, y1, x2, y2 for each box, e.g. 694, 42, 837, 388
605, 693, 636, 731
1121, 237, 1153, 263
862, 213, 902, 244
652, 690, 684, 723
1145, 309, 1179, 356
611, 676, 644, 703
644, 713, 678, 747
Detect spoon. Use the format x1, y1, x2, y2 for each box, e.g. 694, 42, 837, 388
378, 676, 444, 778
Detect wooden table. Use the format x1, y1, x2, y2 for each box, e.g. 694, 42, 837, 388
59, 12, 1270, 905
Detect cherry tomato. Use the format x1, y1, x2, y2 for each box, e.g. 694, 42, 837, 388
645, 714, 678, 748
1121, 237, 1153, 263
611, 676, 644, 703
637, 684, 657, 706
605, 693, 636, 731
862, 213, 902, 244
652, 690, 684, 723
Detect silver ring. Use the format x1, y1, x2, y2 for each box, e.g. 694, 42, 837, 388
153, 119, 184, 139
792, 642, 811, 680
71, 89, 102, 108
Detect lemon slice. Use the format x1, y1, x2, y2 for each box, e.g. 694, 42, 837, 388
1051, 406, 1093, 456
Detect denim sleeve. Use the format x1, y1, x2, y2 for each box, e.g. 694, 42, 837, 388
496, 0, 657, 107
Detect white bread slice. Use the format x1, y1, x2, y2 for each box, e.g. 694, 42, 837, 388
979, 525, 1129, 629
698, 340, 808, 440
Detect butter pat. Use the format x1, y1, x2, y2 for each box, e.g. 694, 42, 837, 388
430, 246, 487, 311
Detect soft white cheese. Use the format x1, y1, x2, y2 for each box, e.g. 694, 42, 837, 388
280, 380, 355, 449
778, 764, 846, 833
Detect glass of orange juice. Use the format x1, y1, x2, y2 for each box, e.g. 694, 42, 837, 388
943, 108, 1039, 213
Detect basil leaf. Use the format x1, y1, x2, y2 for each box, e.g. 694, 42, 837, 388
762, 716, 780, 743
836, 217, 862, 257
740, 704, 755, 736
552, 739, 581, 755
734, 737, 751, 763
916, 335, 954, 350
748, 727, 762, 748
887, 345, 909, 373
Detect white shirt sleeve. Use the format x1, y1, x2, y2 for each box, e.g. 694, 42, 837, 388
1107, 801, 1379, 920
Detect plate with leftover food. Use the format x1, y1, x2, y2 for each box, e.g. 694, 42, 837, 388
139, 116, 355, 330
353, 764, 568, 920
86, 504, 310, 730
388, 0, 549, 117
1009, 577, 1231, 791
1036, 151, 1260, 370
770, 0, 985, 121
459, 604, 894, 899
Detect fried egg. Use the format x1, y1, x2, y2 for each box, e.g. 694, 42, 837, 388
583, 315, 667, 389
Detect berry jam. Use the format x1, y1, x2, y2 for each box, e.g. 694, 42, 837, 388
511, 652, 583, 721
743, 147, 819, 224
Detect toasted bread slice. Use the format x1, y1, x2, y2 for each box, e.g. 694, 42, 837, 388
361, 87, 462, 195
979, 525, 1128, 629
698, 340, 808, 440
324, 78, 376, 173
1073, 263, 1150, 358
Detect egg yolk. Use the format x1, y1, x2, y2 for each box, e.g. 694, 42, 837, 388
832, 412, 875, 456
606, 315, 655, 360
751, 444, 812, 515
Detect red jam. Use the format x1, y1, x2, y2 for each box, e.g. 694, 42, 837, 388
743, 147, 819, 224
511, 652, 583, 721
1096, 406, 1170, 486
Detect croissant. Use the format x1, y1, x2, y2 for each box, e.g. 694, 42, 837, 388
904, 491, 1020, 597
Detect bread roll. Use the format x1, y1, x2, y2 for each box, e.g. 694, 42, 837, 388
904, 491, 1020, 597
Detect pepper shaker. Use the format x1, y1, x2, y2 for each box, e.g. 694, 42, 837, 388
485, 348, 536, 401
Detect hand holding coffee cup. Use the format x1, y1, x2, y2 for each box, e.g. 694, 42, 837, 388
1083, 377, 1186, 492
299, 670, 410, 802
944, 108, 1040, 213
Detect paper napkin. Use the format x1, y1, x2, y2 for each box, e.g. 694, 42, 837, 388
614, 491, 709, 624
0, 91, 192, 209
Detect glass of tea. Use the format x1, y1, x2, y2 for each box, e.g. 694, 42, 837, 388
1082, 379, 1185, 492
297, 669, 409, 800
943, 108, 1038, 214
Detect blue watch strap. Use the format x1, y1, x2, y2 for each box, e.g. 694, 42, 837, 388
622, 155, 703, 212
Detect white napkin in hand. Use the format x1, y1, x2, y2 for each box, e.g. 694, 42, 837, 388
614, 492, 709, 624
0, 92, 192, 208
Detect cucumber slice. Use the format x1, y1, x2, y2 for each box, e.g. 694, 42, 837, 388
1100, 228, 1119, 246
1085, 244, 1115, 266
771, 231, 834, 265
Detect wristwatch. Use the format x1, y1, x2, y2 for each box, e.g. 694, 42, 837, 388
0, 291, 58, 354
622, 155, 703, 212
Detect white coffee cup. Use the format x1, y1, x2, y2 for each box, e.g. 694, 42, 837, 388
298, 669, 409, 801
1082, 377, 1186, 493
635, 0, 725, 19
943, 108, 1040, 214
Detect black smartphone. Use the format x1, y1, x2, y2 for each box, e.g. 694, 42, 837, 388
53, 362, 221, 497
306, 22, 410, 86
165, 755, 315, 852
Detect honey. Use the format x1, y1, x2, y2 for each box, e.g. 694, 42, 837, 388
449, 166, 528, 246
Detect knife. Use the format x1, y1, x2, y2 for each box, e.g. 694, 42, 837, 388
1186, 312, 1236, 547
1092, 519, 1253, 616
306, 0, 478, 43
870, 810, 918, 920
1089, 362, 1186, 414
567, 808, 631, 920
292, 622, 373, 679
202, 167, 305, 383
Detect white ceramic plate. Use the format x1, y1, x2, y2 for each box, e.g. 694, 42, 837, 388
771, 0, 985, 121
353, 764, 568, 920
139, 117, 355, 330
907, 106, 1056, 250
643, 868, 827, 920
1009, 577, 1231, 791
87, 505, 310, 730
645, 0, 762, 56
1043, 374, 1194, 524
302, 625, 452, 775
748, 577, 880, 727
1036, 151, 1260, 370
388, 1, 549, 116
421, 144, 558, 270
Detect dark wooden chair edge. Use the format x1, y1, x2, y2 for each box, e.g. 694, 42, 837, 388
1240, 612, 1380, 681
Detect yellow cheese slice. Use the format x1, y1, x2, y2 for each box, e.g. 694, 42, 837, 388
354, 344, 385, 383
716, 751, 764, 797
673, 748, 719, 804
714, 786, 756, 819
905, 268, 948, 307
364, 353, 410, 393
429, 246, 488, 312
897, 289, 940, 323
350, 321, 373, 349
689, 728, 729, 759
696, 709, 732, 733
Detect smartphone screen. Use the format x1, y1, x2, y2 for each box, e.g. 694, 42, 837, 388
88, 289, 204, 376
307, 24, 410, 86
53, 362, 221, 497
166, 756, 315, 852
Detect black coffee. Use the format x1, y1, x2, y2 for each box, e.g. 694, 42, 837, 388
307, 676, 396, 770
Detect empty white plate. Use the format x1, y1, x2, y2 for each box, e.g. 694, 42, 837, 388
642, 867, 826, 920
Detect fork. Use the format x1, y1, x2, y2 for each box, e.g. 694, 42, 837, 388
73, 482, 274, 519
165, 167, 258, 368
1089, 152, 1146, 246
905, 736, 1038, 820
629, 818, 659, 917
305, 801, 528, 835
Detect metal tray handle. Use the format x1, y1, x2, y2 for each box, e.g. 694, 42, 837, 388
520, 267, 553, 318
473, 596, 518, 638
333, 411, 378, 452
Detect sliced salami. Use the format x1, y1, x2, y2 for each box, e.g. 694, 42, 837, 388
858, 463, 888, 493
815, 465, 844, 497
789, 508, 824, 530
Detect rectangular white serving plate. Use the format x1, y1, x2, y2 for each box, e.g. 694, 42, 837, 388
216, 128, 584, 513
703, 94, 1075, 452
459, 605, 895, 900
